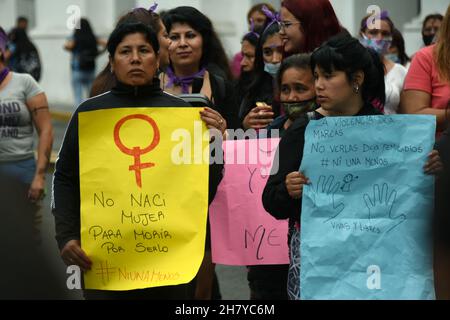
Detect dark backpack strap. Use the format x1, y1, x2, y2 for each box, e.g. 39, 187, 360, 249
210, 73, 226, 104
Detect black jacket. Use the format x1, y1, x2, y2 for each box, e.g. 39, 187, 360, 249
262, 104, 382, 228
238, 73, 280, 127
52, 79, 223, 250
192, 72, 240, 130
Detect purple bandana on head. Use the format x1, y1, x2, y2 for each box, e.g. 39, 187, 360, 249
148, 2, 158, 13
261, 5, 281, 32
0, 27, 8, 54
166, 67, 207, 94
133, 2, 158, 13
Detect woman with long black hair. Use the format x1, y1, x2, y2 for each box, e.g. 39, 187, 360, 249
263, 32, 442, 299
160, 6, 239, 131
235, 24, 262, 107
240, 17, 283, 130
64, 18, 105, 106
8, 27, 41, 82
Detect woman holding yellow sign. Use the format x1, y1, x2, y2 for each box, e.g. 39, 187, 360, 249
52, 22, 225, 299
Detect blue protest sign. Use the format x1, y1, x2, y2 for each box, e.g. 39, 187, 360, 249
299, 115, 436, 300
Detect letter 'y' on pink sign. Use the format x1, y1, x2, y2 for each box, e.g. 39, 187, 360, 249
209, 138, 289, 266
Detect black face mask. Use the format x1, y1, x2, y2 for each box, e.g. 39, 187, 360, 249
422, 34, 435, 46
281, 98, 318, 121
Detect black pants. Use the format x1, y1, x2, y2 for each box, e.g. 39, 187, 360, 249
248, 264, 289, 300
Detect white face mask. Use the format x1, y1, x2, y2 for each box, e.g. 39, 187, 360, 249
264, 62, 281, 77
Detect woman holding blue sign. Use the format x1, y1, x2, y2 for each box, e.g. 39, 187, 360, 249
262, 32, 442, 300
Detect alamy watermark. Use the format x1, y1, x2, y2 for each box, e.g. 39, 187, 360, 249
366, 5, 382, 30
367, 265, 382, 290
66, 5, 81, 30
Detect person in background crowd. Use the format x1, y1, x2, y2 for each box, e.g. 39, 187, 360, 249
279, 0, 342, 56
161, 6, 235, 299
161, 6, 238, 129
0, 26, 53, 244
64, 18, 106, 106
263, 32, 442, 300
247, 3, 277, 30
90, 5, 171, 97
8, 26, 41, 82
240, 9, 283, 130
235, 25, 262, 107
360, 11, 407, 114
408, 5, 450, 300
231, 3, 276, 78
247, 54, 316, 300
387, 28, 411, 69
53, 22, 225, 300
422, 13, 443, 47
263, 33, 385, 299
267, 53, 317, 136
401, 5, 450, 137
15, 16, 29, 31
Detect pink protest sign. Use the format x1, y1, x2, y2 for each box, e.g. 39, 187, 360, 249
210, 138, 289, 266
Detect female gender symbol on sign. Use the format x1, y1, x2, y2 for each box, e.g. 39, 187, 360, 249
114, 114, 160, 188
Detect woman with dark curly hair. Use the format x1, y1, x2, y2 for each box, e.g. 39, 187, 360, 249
160, 6, 239, 131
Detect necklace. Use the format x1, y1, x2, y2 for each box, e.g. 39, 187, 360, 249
0, 67, 10, 86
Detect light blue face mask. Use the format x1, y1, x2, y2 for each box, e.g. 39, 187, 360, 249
264, 62, 281, 77
385, 53, 401, 64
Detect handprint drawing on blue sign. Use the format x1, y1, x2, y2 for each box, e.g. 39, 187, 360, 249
309, 175, 345, 223
363, 183, 406, 233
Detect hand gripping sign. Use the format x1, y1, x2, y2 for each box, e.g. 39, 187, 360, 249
79, 107, 209, 291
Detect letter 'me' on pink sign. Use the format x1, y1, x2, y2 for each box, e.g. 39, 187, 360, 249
210, 138, 289, 266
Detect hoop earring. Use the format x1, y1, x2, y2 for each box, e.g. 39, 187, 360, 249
353, 84, 360, 94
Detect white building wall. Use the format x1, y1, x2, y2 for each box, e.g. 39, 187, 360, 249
404, 0, 449, 56
0, 0, 19, 30
1, 0, 448, 108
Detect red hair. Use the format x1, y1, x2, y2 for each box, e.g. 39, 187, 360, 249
282, 0, 342, 53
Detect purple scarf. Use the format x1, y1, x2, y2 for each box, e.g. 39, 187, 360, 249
166, 67, 207, 94
0, 68, 10, 86
133, 2, 158, 13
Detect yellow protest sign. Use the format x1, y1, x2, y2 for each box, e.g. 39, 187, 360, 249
79, 107, 209, 291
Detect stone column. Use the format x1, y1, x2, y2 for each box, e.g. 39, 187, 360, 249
0, 0, 21, 31
30, 0, 120, 108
